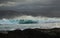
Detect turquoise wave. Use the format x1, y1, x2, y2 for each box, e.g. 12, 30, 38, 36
0, 19, 38, 24
0, 18, 60, 24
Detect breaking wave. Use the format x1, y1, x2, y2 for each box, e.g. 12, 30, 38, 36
0, 15, 60, 31
0, 15, 60, 24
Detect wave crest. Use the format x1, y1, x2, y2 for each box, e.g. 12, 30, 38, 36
0, 15, 60, 24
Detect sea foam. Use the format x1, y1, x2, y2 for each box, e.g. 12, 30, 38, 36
0, 15, 60, 31
0, 15, 60, 24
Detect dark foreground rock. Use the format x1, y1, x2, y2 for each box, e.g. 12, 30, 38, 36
0, 28, 60, 38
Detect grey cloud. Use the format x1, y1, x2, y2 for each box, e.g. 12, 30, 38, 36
0, 0, 59, 5
0, 0, 53, 4
0, 0, 60, 19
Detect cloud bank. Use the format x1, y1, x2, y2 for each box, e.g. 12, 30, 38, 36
0, 0, 60, 18
0, 0, 54, 6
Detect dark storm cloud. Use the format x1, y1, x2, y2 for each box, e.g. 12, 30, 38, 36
0, 0, 60, 19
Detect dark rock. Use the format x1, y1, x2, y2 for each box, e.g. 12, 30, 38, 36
0, 33, 7, 38
0, 28, 60, 38
8, 29, 23, 38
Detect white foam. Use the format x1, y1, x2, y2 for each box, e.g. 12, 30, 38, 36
0, 23, 60, 31
0, 15, 60, 24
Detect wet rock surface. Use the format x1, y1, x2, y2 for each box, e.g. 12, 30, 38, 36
0, 28, 60, 38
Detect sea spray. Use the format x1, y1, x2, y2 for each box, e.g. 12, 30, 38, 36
0, 15, 60, 24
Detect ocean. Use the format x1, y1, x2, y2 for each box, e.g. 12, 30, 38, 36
0, 16, 60, 31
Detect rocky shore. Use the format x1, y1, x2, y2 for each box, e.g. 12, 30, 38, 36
0, 28, 60, 38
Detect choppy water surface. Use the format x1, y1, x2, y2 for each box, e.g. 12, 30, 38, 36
0, 23, 60, 31
0, 16, 60, 31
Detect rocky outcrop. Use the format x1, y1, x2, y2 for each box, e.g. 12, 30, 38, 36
0, 28, 60, 38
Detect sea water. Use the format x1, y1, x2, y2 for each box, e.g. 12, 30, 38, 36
0, 17, 60, 31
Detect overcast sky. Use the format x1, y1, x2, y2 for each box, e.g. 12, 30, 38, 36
0, 0, 53, 6
0, 0, 60, 19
